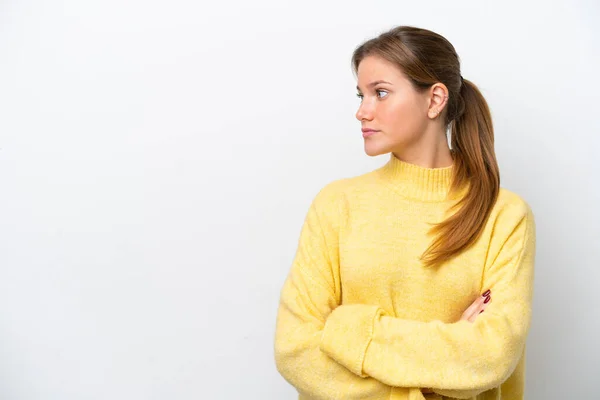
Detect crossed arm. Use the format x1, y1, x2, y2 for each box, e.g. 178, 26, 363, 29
274, 185, 536, 399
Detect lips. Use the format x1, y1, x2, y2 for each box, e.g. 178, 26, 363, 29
362, 128, 379, 138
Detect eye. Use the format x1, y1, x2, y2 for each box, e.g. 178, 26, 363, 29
376, 89, 388, 99
355, 90, 388, 101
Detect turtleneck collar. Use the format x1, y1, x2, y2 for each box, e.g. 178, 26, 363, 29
377, 152, 462, 202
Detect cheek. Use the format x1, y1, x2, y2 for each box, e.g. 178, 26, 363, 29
381, 98, 421, 133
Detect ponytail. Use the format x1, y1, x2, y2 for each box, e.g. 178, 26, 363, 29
421, 78, 500, 267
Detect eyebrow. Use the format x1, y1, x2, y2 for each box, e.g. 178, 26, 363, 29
356, 80, 392, 91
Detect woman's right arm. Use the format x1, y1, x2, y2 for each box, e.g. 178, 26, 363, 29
274, 183, 407, 400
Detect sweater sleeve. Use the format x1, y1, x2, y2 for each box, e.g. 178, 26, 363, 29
319, 202, 536, 398
274, 183, 412, 400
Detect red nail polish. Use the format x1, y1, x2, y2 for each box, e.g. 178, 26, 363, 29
482, 289, 491, 297
479, 310, 484, 313
484, 295, 491, 303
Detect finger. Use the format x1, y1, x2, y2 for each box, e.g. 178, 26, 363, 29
461, 297, 482, 320
462, 291, 490, 320
464, 292, 491, 321
468, 296, 492, 322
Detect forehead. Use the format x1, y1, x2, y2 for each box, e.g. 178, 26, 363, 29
356, 55, 407, 88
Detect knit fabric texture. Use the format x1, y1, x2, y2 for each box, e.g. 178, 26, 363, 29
274, 152, 536, 400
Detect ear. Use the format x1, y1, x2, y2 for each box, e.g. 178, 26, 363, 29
428, 83, 449, 119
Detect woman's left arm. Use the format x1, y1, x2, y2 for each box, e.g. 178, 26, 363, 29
319, 202, 536, 398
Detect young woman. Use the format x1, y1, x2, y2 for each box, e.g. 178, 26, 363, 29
274, 25, 535, 400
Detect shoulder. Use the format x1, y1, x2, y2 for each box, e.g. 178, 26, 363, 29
311, 169, 379, 209
494, 188, 535, 221
316, 167, 381, 197
487, 188, 536, 244
310, 178, 350, 213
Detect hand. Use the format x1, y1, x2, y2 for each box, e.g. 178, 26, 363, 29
460, 289, 492, 322
421, 289, 492, 394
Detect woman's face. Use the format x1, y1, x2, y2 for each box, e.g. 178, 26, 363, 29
355, 55, 430, 157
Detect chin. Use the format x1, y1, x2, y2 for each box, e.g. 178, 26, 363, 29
364, 142, 391, 157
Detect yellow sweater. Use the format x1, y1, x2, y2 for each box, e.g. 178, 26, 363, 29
274, 153, 536, 400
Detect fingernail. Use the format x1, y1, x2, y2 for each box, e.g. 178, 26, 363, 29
482, 289, 491, 297
484, 295, 491, 303
479, 310, 484, 313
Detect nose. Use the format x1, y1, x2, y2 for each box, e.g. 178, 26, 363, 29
355, 100, 374, 122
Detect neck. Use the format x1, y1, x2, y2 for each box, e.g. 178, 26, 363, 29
391, 134, 454, 169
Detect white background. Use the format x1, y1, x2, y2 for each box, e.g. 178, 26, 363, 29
1, 0, 598, 399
